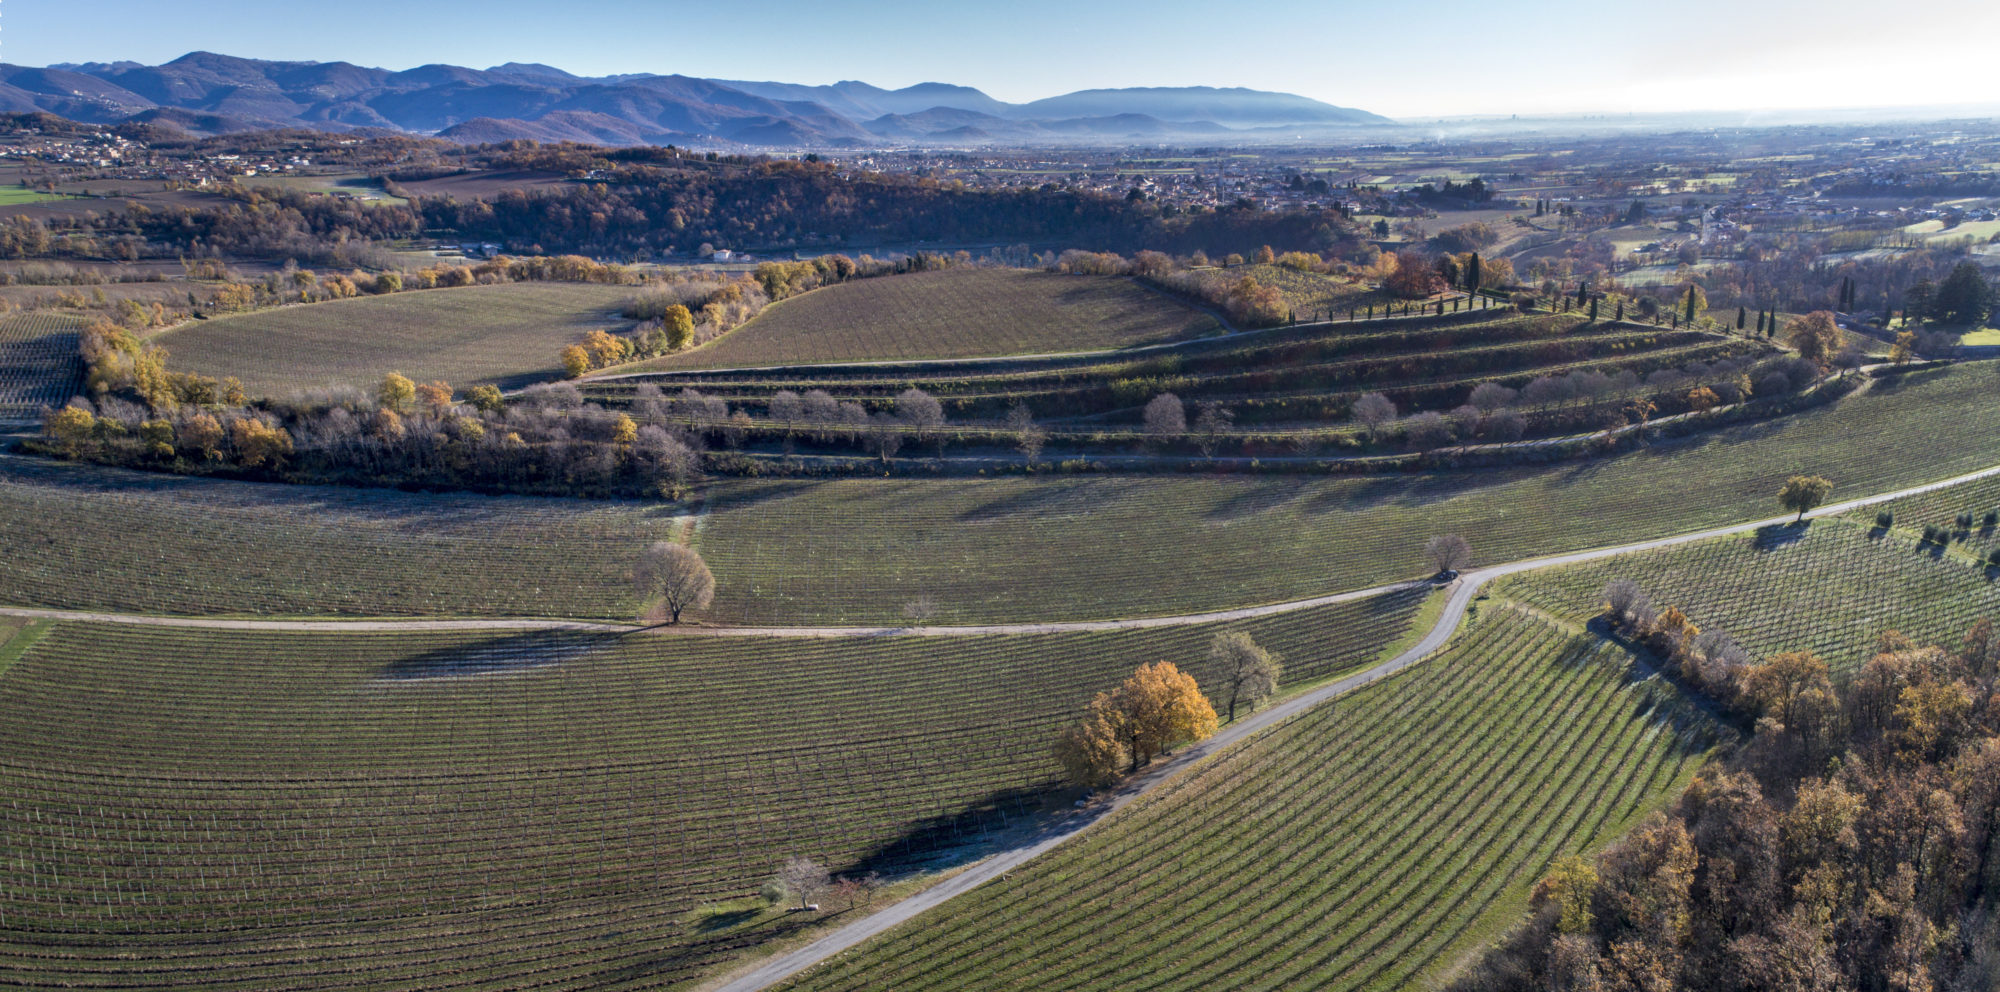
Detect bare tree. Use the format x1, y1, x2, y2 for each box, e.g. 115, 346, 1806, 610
1405, 410, 1451, 450
768, 389, 804, 436
1211, 631, 1282, 722
902, 594, 938, 625
1142, 392, 1186, 445
897, 387, 946, 455
865, 411, 905, 464
634, 541, 715, 624
1006, 402, 1046, 464
1468, 381, 1517, 413
1192, 402, 1233, 457
1351, 392, 1397, 441
775, 856, 830, 911
1424, 534, 1472, 575
631, 425, 703, 499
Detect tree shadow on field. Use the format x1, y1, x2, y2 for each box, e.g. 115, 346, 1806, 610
700, 477, 828, 514
956, 479, 1109, 523
1204, 479, 1307, 521
1752, 521, 1811, 552
1868, 364, 1953, 396
376, 629, 629, 681
845, 784, 1056, 879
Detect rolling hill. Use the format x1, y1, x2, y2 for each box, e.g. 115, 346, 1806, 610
8, 51, 1394, 146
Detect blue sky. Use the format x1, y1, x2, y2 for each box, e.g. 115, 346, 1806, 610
11, 0, 1999, 118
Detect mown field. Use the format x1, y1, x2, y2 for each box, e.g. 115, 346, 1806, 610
782, 606, 1714, 992
0, 309, 85, 423
0, 589, 1425, 990
620, 269, 1222, 372
691, 362, 2000, 625
1494, 518, 2000, 676
158, 282, 634, 398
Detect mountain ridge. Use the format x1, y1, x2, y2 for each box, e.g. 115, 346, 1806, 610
17, 52, 1395, 146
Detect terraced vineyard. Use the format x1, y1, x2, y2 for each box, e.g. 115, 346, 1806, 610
1494, 518, 2000, 676
780, 607, 1715, 992
693, 360, 2000, 625
597, 310, 1766, 433
6, 362, 2000, 625
0, 589, 1425, 990
158, 282, 635, 398
0, 309, 85, 424
621, 269, 1222, 372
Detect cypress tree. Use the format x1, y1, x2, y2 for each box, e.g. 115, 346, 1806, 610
1467, 252, 1482, 296
1684, 287, 1697, 325
1737, 305, 1747, 330
1590, 297, 1600, 322
1616, 299, 1625, 321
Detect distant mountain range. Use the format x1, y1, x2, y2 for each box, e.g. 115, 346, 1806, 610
0, 52, 1393, 147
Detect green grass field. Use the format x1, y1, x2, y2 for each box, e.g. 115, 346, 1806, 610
0, 309, 86, 422
781, 607, 1714, 992
1961, 327, 2000, 346
158, 282, 635, 397
621, 269, 1222, 372
0, 589, 1425, 990
0, 187, 70, 206
1493, 518, 2000, 676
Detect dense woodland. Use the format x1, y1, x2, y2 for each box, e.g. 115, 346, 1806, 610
1456, 593, 2000, 992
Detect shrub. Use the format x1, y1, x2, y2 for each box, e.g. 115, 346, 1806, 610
1875, 510, 1893, 529
1986, 510, 1998, 529
1957, 512, 1975, 531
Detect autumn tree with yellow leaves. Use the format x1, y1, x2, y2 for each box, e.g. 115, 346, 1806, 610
1055, 661, 1218, 786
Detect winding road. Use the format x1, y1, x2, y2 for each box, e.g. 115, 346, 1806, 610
699, 457, 2000, 992
3, 449, 1994, 991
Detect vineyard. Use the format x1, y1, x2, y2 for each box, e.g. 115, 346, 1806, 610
4, 361, 2000, 625
693, 360, 2000, 625
779, 606, 1716, 992
595, 310, 1769, 433
157, 282, 635, 398
1493, 518, 2000, 676
0, 456, 674, 618
0, 589, 1425, 990
0, 309, 85, 424
621, 269, 1222, 372
1850, 470, 2000, 562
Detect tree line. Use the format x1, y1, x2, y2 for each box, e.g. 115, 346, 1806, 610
1456, 582, 2000, 990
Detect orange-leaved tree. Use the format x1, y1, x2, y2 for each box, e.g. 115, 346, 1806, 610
1056, 661, 1218, 785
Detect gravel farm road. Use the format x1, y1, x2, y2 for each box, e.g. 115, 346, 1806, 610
5, 460, 1997, 992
